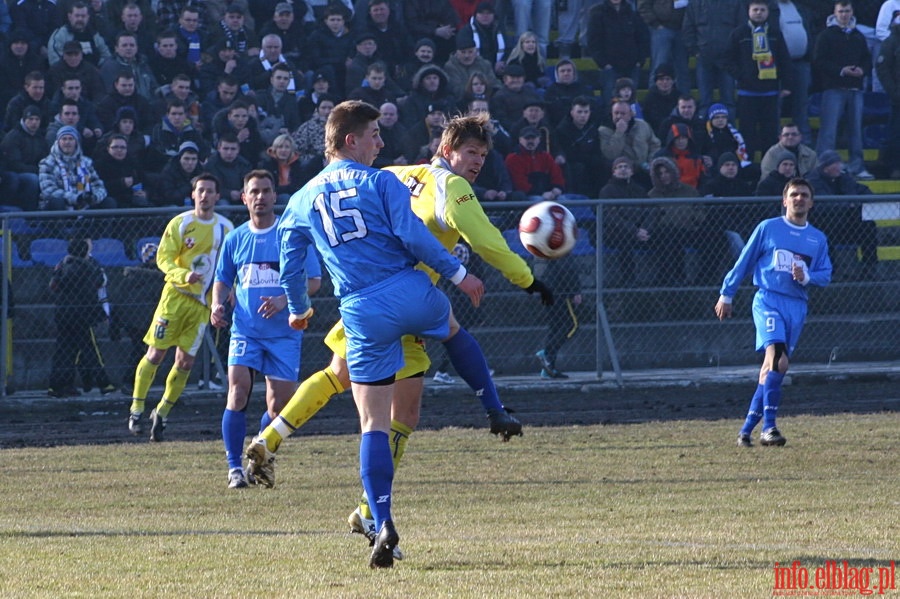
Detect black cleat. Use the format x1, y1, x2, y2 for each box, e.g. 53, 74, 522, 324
760, 427, 786, 446
737, 433, 753, 448
369, 520, 400, 569
487, 408, 523, 441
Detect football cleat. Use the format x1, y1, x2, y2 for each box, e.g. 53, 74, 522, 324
760, 428, 787, 447
535, 349, 552, 370
432, 371, 455, 384
540, 367, 569, 379
487, 408, 523, 441
369, 520, 400, 569
737, 433, 753, 448
245, 436, 276, 488
227, 468, 249, 489
149, 409, 166, 442
348, 507, 404, 560
127, 412, 143, 435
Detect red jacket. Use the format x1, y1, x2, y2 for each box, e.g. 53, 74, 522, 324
505, 145, 567, 195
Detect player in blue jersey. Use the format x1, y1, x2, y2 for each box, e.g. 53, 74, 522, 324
278, 100, 484, 568
715, 177, 832, 448
211, 170, 322, 489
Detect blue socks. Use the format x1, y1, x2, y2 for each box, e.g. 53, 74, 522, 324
762, 371, 785, 431
740, 384, 765, 436
259, 409, 273, 434
360, 431, 393, 529
222, 408, 246, 471
442, 327, 504, 413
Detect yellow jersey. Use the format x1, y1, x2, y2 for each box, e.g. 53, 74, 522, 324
157, 210, 234, 306
385, 159, 534, 289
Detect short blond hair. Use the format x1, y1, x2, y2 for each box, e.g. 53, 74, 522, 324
438, 112, 493, 157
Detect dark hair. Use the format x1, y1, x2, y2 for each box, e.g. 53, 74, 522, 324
68, 238, 90, 258
783, 177, 813, 200
571, 95, 592, 108
243, 168, 275, 187
60, 98, 79, 110
192, 172, 220, 193
271, 62, 292, 76
217, 132, 239, 146
166, 98, 186, 112
24, 71, 45, 84
114, 31, 137, 46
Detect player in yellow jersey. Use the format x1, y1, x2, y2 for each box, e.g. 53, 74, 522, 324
127, 173, 234, 441
246, 113, 554, 550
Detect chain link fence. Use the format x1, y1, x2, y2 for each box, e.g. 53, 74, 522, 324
1, 194, 898, 394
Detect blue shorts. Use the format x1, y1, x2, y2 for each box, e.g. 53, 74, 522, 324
752, 289, 807, 356
227, 332, 301, 381
340, 269, 450, 383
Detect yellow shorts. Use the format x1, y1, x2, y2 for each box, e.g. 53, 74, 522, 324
142, 285, 209, 356
324, 319, 430, 380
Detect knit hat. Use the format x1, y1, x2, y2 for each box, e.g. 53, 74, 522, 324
655, 63, 674, 80
817, 149, 842, 169
476, 2, 495, 14
114, 106, 137, 123
177, 141, 200, 155
708, 103, 729, 120
455, 28, 476, 50
504, 64, 525, 78
56, 125, 79, 141
22, 105, 41, 119
717, 152, 739, 169
612, 156, 634, 170
519, 125, 540, 139
415, 38, 436, 51
774, 149, 797, 168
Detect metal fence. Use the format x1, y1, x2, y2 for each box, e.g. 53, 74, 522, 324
1, 194, 898, 394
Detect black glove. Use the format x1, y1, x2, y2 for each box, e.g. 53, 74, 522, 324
525, 278, 554, 306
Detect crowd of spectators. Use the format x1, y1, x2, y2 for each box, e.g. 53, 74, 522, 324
0, 0, 887, 284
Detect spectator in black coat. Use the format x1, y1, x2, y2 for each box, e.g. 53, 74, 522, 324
93, 134, 150, 209
155, 141, 202, 206
0, 30, 46, 110
551, 96, 607, 197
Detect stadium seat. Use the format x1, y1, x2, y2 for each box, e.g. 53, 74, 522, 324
571, 228, 597, 256
29, 238, 68, 266
135, 236, 161, 264
863, 91, 890, 119
501, 228, 533, 259
91, 238, 138, 267
0, 238, 31, 267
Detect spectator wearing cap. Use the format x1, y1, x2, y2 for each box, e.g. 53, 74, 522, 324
723, 0, 793, 161
306, 3, 356, 97
39, 125, 111, 211
463, 1, 509, 73
876, 9, 900, 178
758, 122, 816, 182
505, 30, 548, 89
297, 70, 333, 121
806, 149, 879, 279
638, 0, 691, 90
0, 104, 44, 210
586, 0, 649, 108
755, 149, 796, 196
403, 0, 460, 64
704, 102, 752, 172
599, 99, 661, 185
260, 2, 311, 67
402, 100, 450, 162
505, 125, 567, 201
198, 38, 250, 97
552, 95, 606, 197
0, 105, 48, 200
0, 30, 46, 110
345, 30, 383, 92
94, 133, 150, 209
350, 0, 411, 77
211, 3, 260, 58
99, 32, 160, 101
47, 1, 112, 66
641, 63, 682, 134
489, 62, 542, 131
444, 27, 500, 98
396, 38, 438, 92
398, 64, 457, 129
543, 59, 595, 128
247, 33, 303, 93
48, 40, 107, 102
509, 99, 551, 149
5, 71, 51, 135
156, 140, 202, 206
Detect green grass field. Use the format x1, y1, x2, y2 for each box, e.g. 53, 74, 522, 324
0, 413, 897, 598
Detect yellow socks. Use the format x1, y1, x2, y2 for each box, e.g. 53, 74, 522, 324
130, 356, 160, 413
155, 367, 190, 418
265, 367, 344, 452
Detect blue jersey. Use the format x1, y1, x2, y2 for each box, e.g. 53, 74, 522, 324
720, 216, 832, 302
278, 159, 466, 315
216, 217, 322, 338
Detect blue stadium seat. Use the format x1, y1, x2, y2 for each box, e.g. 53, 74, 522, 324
29, 238, 68, 266
501, 228, 533, 259
570, 228, 597, 256
0, 238, 31, 267
91, 238, 137, 267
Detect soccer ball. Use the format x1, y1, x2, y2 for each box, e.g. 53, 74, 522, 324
518, 201, 577, 259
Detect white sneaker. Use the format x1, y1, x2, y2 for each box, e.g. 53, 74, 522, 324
856, 169, 875, 180
227, 468, 248, 489
198, 379, 224, 391
348, 507, 404, 560
433, 371, 455, 384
